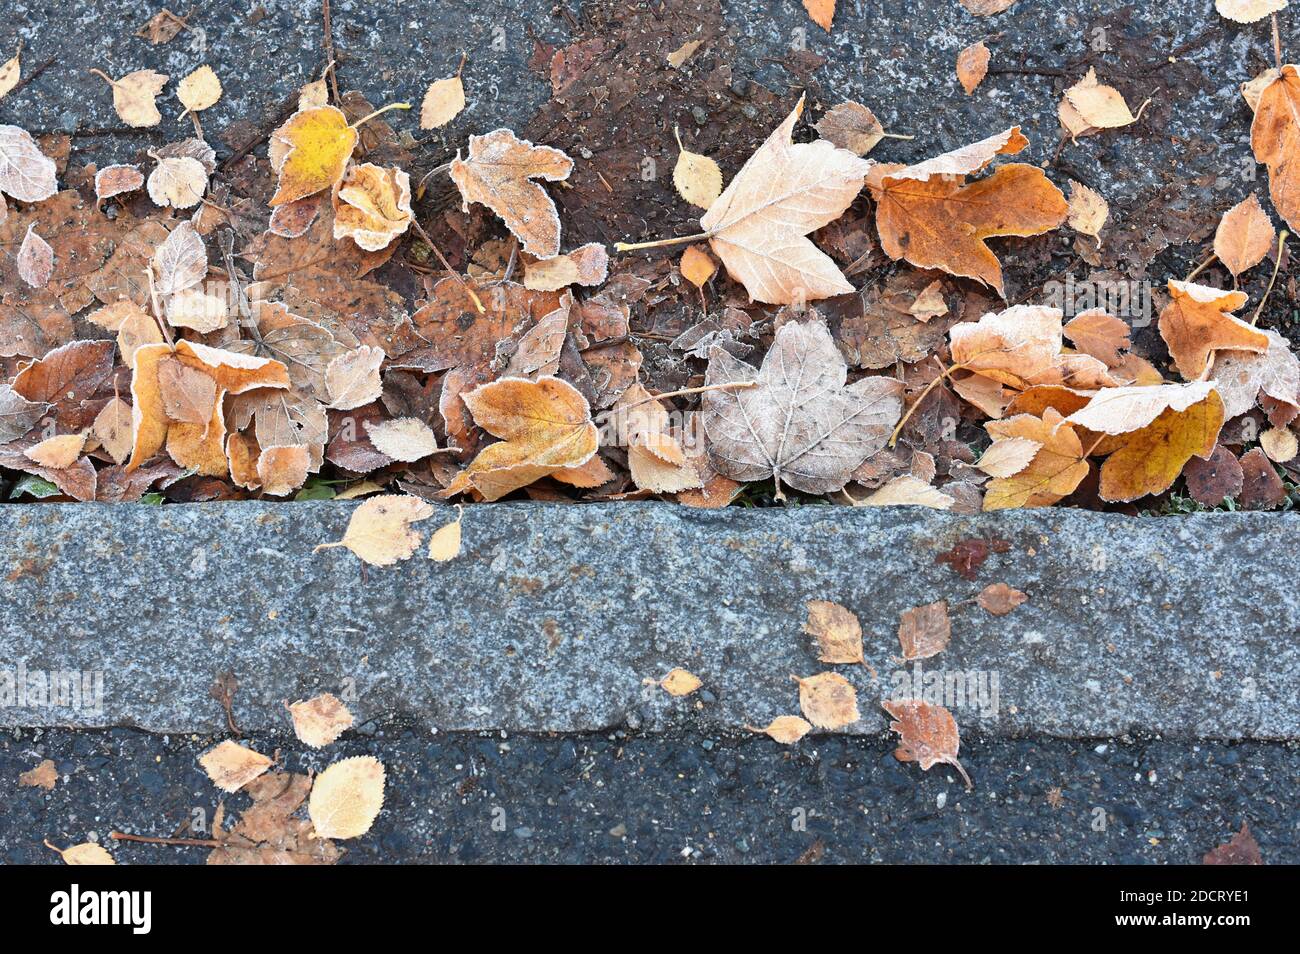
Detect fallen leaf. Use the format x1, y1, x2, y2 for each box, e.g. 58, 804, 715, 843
152, 220, 207, 296
1214, 194, 1275, 277
1217, 0, 1287, 23
257, 444, 311, 495
314, 494, 434, 566
951, 305, 1112, 390
803, 0, 835, 31
177, 64, 222, 114
1067, 180, 1109, 238
660, 667, 703, 696
25, 432, 87, 469
166, 288, 228, 332
19, 759, 56, 790
174, 340, 291, 394
45, 841, 115, 866
137, 8, 188, 44
524, 242, 609, 291
959, 0, 1017, 12
0, 46, 18, 100
673, 127, 722, 210
443, 376, 599, 501
1158, 281, 1267, 381
976, 436, 1042, 477
982, 408, 1089, 509
882, 699, 972, 788
17, 224, 53, 288
814, 100, 887, 156
0, 124, 58, 203
325, 344, 385, 410
332, 162, 413, 251
427, 507, 463, 561
1203, 821, 1265, 864
1064, 308, 1129, 367
449, 128, 573, 256
854, 474, 956, 509
679, 244, 717, 287
868, 127, 1067, 296
897, 600, 950, 660
1183, 444, 1244, 506
957, 41, 990, 94
803, 599, 864, 664
269, 105, 359, 206
1211, 328, 1300, 418
92, 396, 133, 464
794, 671, 860, 729
94, 163, 144, 200
1251, 64, 1300, 232
147, 154, 208, 209
702, 319, 903, 496
1239, 446, 1289, 509
93, 68, 168, 127
909, 280, 949, 322
747, 715, 813, 744
697, 97, 870, 303
976, 582, 1028, 615
420, 76, 465, 129
199, 740, 273, 793
309, 755, 385, 840
666, 39, 702, 69
611, 383, 702, 494
1260, 425, 1297, 462
1059, 68, 1138, 138
286, 693, 354, 748
365, 417, 441, 462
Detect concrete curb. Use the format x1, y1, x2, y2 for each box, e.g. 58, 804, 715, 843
0, 502, 1295, 739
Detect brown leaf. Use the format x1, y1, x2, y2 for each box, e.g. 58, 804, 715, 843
1183, 444, 1244, 506
1159, 281, 1268, 381
19, 759, 57, 790
956, 42, 990, 95
610, 383, 702, 494
256, 443, 311, 496
1203, 821, 1264, 864
1251, 64, 1300, 231
1238, 446, 1288, 509
449, 128, 574, 257
25, 432, 87, 469
1214, 194, 1276, 277
882, 699, 972, 788
976, 583, 1028, 615
803, 600, 864, 664
793, 671, 860, 729
897, 600, 950, 660
814, 100, 886, 156
660, 668, 703, 696
1063, 308, 1129, 367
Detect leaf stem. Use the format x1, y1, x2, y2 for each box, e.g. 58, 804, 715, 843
615, 231, 713, 253
1184, 251, 1216, 282
888, 360, 964, 448
1273, 12, 1284, 72
411, 219, 485, 314
350, 102, 411, 128
1251, 230, 1289, 326
880, 131, 916, 141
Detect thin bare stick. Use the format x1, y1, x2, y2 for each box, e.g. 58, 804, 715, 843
1185, 250, 1216, 282
110, 831, 225, 849
350, 102, 411, 128
1274, 12, 1284, 71
144, 268, 175, 348
411, 219, 485, 313
616, 231, 713, 253
880, 131, 916, 141
322, 0, 341, 105
1252, 229, 1289, 326
888, 359, 964, 447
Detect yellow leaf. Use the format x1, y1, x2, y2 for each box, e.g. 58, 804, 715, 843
794, 672, 860, 729
803, 599, 863, 664
286, 693, 354, 748
747, 715, 813, 744
420, 76, 465, 129
45, 840, 115, 866
1093, 391, 1225, 502
672, 127, 722, 210
331, 162, 413, 251
443, 376, 599, 501
427, 508, 464, 562
177, 64, 222, 113
314, 494, 435, 566
93, 68, 169, 127
660, 668, 703, 696
1067, 180, 1109, 238
199, 740, 273, 793
309, 755, 386, 839
269, 105, 358, 206
982, 408, 1090, 509
679, 244, 717, 287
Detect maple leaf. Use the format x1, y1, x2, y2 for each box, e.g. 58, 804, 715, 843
286, 693, 354, 748
701, 319, 903, 497
1214, 194, 1276, 277
269, 105, 359, 206
609, 383, 702, 494
442, 376, 599, 501
950, 305, 1114, 390
882, 699, 972, 789
981, 407, 1090, 510
449, 128, 574, 257
331, 162, 413, 251
803, 600, 864, 665
868, 127, 1067, 296
309, 756, 386, 840
1252, 64, 1300, 232
91, 68, 169, 127
684, 97, 870, 304
0, 124, 58, 203
1158, 280, 1267, 381
314, 493, 434, 566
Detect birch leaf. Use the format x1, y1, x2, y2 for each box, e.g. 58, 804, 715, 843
672, 127, 722, 210
177, 65, 222, 114
95, 68, 169, 127
314, 494, 434, 566
748, 715, 813, 744
17, 224, 53, 288
1214, 194, 1276, 277
287, 693, 355, 748
0, 124, 58, 202
152, 221, 207, 296
882, 699, 972, 788
199, 740, 273, 793
309, 756, 385, 839
794, 672, 860, 729
269, 105, 359, 206
420, 76, 465, 129
803, 600, 864, 664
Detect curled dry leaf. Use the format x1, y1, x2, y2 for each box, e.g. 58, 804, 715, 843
0, 124, 58, 203
177, 64, 222, 114
1251, 64, 1300, 232
1260, 425, 1298, 462
976, 582, 1028, 615
443, 376, 598, 501
332, 163, 413, 252
803, 599, 864, 664
697, 96, 870, 303
199, 739, 274, 793
421, 75, 465, 129
325, 344, 385, 410
365, 417, 441, 462
524, 243, 610, 291
19, 759, 57, 790
427, 506, 463, 561
449, 128, 574, 257
269, 105, 359, 207
46, 841, 115, 866
94, 68, 169, 127
956, 41, 990, 94
868, 127, 1067, 296
1214, 194, 1275, 277
747, 715, 813, 744
610, 382, 702, 494
673, 128, 723, 209
702, 319, 903, 497
897, 600, 951, 660
147, 154, 208, 209
94, 163, 145, 200
660, 667, 703, 696
814, 100, 886, 156
17, 224, 53, 288
314, 493, 434, 566
1158, 281, 1266, 381
308, 755, 386, 840
951, 305, 1112, 391
882, 699, 972, 789
794, 671, 860, 729
1212, 328, 1300, 418
287, 692, 355, 748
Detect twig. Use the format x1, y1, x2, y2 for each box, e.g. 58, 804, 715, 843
410, 219, 485, 313
889, 358, 963, 447
1185, 251, 1216, 282
323, 0, 341, 105
1273, 13, 1284, 72
598, 381, 757, 417
110, 831, 225, 849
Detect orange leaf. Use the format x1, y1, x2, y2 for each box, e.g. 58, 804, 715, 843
1092, 391, 1225, 502
1158, 281, 1267, 381
882, 699, 972, 789
1251, 63, 1300, 232
1213, 193, 1276, 277
982, 407, 1090, 510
